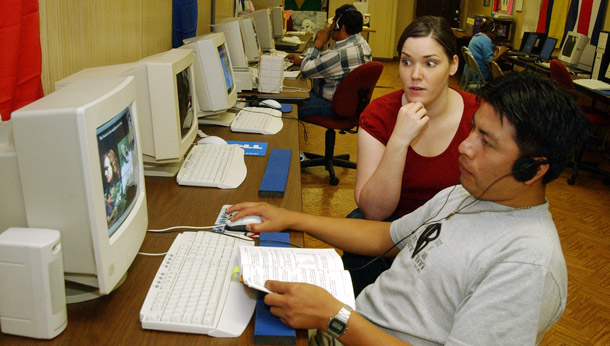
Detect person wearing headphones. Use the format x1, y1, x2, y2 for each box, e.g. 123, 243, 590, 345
467, 17, 509, 80
286, 5, 372, 119
226, 72, 589, 345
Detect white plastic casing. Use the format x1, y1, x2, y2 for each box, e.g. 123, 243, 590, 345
0, 228, 68, 339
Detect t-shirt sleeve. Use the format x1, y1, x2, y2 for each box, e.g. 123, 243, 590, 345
359, 92, 399, 145
445, 262, 551, 346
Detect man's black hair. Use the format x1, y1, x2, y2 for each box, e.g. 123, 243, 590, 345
474, 72, 589, 184
335, 5, 363, 35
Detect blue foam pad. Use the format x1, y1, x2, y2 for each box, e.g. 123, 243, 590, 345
253, 232, 296, 345
259, 149, 291, 197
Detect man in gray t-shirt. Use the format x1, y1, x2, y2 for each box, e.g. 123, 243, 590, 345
227, 72, 589, 345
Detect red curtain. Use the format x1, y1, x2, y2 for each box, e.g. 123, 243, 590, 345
0, 0, 43, 121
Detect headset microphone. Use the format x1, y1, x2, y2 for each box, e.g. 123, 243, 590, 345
334, 6, 356, 31
511, 157, 551, 182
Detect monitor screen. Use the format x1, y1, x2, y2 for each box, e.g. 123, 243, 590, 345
176, 67, 194, 138
522, 33, 539, 54
561, 35, 577, 56
559, 31, 590, 65
539, 37, 558, 60
218, 43, 235, 94
97, 107, 138, 237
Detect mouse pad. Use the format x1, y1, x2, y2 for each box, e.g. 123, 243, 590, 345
280, 104, 293, 113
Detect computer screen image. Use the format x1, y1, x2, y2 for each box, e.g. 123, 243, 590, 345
181, 32, 238, 125
240, 17, 263, 63
214, 17, 249, 68
54, 49, 199, 177
247, 8, 275, 51
559, 31, 590, 65
539, 37, 558, 61
4, 77, 148, 303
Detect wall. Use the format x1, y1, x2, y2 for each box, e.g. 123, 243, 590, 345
40, 0, 220, 94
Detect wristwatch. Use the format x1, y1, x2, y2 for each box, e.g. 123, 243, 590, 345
326, 304, 353, 338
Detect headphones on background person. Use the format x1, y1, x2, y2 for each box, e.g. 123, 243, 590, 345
334, 6, 357, 30
511, 157, 552, 182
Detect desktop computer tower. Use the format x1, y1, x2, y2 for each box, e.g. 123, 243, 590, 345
592, 31, 610, 82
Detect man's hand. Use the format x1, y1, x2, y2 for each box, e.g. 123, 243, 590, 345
313, 27, 332, 49
226, 202, 295, 233
286, 53, 303, 66
264, 280, 343, 330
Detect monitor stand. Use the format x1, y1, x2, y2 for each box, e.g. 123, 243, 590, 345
65, 273, 127, 304
143, 157, 183, 177
198, 111, 236, 127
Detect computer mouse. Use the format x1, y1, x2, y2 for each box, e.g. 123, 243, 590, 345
197, 136, 227, 145
225, 215, 262, 231
259, 99, 282, 110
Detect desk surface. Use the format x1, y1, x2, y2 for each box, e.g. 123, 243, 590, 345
0, 110, 307, 345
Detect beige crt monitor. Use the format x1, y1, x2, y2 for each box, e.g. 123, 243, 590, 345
55, 49, 198, 177
181, 32, 238, 126
4, 77, 148, 303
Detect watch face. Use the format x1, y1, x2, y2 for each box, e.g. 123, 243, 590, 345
329, 319, 347, 334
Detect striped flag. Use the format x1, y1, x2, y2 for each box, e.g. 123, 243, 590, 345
536, 0, 571, 41
562, 0, 608, 46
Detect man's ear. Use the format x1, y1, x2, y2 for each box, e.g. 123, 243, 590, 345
449, 54, 459, 76
523, 158, 550, 185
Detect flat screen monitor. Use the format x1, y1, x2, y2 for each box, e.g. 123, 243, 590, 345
214, 17, 249, 68
559, 31, 590, 65
54, 49, 198, 177
181, 32, 238, 122
247, 9, 275, 51
539, 37, 558, 61
240, 17, 263, 63
5, 77, 148, 303
521, 33, 539, 54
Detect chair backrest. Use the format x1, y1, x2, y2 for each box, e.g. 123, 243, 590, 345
461, 47, 485, 90
549, 59, 575, 90
331, 61, 384, 118
486, 60, 504, 80
464, 48, 484, 77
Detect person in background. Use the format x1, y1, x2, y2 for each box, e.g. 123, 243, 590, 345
345, 16, 480, 296
467, 17, 509, 80
286, 4, 372, 119
227, 72, 589, 346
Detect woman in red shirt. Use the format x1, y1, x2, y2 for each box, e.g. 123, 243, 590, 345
346, 16, 481, 296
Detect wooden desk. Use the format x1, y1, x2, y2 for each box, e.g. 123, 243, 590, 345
573, 80, 610, 105
0, 110, 307, 346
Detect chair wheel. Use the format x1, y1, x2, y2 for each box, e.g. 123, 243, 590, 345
567, 176, 576, 185
330, 177, 339, 186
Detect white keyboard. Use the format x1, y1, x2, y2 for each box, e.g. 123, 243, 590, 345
140, 231, 256, 337
535, 61, 550, 69
573, 78, 610, 90
177, 144, 247, 189
231, 107, 283, 135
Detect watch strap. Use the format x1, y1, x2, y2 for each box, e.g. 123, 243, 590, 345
326, 304, 353, 338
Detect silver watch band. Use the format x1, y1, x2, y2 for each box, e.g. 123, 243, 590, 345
326, 304, 353, 338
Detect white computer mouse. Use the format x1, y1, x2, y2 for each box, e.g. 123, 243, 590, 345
259, 99, 282, 110
197, 136, 227, 145
225, 215, 262, 231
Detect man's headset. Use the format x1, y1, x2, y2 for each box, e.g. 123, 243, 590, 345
511, 157, 552, 182
334, 6, 357, 31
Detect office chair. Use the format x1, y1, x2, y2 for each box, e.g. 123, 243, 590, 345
549, 59, 610, 185
486, 60, 506, 80
301, 61, 383, 185
460, 47, 486, 91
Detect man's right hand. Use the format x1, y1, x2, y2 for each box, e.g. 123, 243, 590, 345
313, 27, 332, 49
226, 202, 295, 233
286, 53, 303, 66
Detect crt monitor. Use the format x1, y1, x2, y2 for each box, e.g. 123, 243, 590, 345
181, 32, 238, 123
247, 8, 275, 51
559, 31, 590, 65
539, 37, 558, 61
55, 49, 198, 177
2, 77, 148, 303
214, 17, 249, 68
270, 6, 285, 39
240, 17, 263, 63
